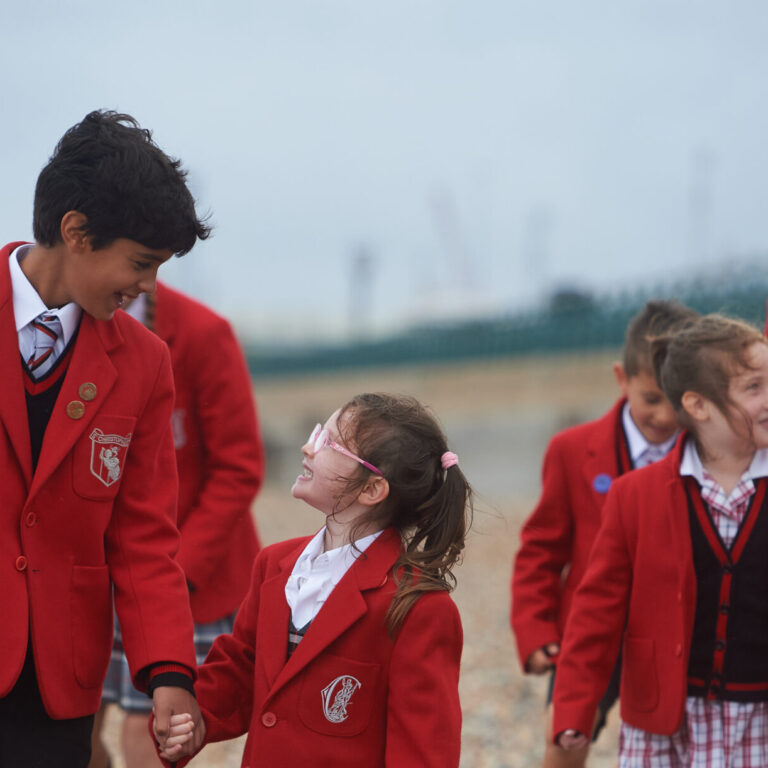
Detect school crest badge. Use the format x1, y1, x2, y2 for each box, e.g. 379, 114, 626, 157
321, 675, 361, 724
89, 428, 132, 487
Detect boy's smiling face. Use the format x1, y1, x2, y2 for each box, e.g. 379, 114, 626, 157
614, 364, 679, 445
66, 237, 173, 321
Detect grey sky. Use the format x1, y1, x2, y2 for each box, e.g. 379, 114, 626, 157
2, 1, 767, 342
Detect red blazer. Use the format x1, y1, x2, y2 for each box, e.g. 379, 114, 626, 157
552, 435, 697, 738
511, 399, 626, 668
179, 528, 463, 768
0, 243, 196, 719
153, 283, 263, 623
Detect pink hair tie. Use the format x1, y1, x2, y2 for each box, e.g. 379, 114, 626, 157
441, 451, 459, 469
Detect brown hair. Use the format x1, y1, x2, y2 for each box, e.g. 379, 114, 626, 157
651, 314, 767, 439
623, 299, 700, 376
336, 393, 473, 635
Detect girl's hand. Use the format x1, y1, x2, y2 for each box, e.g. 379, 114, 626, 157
557, 729, 589, 750
527, 643, 560, 674
154, 712, 195, 759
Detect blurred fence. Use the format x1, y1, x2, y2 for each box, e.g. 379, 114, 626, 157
245, 269, 768, 377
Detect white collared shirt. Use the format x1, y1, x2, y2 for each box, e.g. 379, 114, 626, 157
11, 245, 81, 360
285, 528, 383, 630
622, 402, 678, 469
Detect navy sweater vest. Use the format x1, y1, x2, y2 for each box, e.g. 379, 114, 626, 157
685, 477, 768, 702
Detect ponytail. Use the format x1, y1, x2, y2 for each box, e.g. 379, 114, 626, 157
336, 393, 474, 637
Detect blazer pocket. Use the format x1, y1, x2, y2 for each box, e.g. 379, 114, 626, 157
71, 564, 112, 688
298, 654, 381, 737
72, 416, 136, 501
622, 636, 659, 712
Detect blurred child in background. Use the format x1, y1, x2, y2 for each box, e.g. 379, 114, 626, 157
511, 299, 698, 768
90, 282, 264, 768
156, 392, 472, 768
553, 314, 768, 766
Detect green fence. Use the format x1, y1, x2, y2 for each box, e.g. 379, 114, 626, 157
244, 272, 768, 378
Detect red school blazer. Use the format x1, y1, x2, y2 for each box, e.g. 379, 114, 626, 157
153, 283, 264, 623
175, 528, 463, 768
511, 399, 627, 668
552, 435, 698, 739
0, 243, 196, 719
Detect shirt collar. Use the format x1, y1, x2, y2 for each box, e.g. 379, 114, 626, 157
293, 526, 383, 580
10, 244, 81, 344
622, 401, 678, 463
679, 437, 768, 483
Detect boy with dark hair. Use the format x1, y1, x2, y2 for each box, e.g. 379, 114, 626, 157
0, 110, 210, 767
511, 299, 699, 768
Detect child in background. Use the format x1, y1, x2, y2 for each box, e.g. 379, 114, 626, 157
0, 110, 209, 766
511, 299, 698, 768
90, 281, 265, 768
553, 315, 768, 766
155, 392, 472, 767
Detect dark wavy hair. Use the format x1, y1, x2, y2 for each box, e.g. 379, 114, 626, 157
33, 110, 211, 255
335, 393, 473, 635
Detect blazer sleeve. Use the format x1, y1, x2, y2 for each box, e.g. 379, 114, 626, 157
385, 592, 463, 768
192, 552, 264, 743
175, 316, 264, 589
551, 481, 633, 741
511, 435, 573, 668
105, 343, 196, 686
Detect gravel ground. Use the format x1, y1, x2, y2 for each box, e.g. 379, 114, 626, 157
103, 352, 623, 767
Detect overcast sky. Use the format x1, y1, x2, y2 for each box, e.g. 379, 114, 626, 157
2, 1, 767, 342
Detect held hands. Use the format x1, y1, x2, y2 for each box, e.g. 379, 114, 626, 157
154, 713, 196, 760
527, 643, 560, 674
152, 686, 206, 760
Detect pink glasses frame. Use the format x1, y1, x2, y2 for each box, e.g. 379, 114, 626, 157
308, 424, 384, 477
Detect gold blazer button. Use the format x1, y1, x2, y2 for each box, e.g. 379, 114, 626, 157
66, 400, 86, 420
78, 382, 98, 401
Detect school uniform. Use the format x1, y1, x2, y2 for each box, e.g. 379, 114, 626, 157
0, 243, 196, 724
152, 282, 263, 622
512, 398, 677, 665
511, 398, 631, 666
177, 527, 463, 768
103, 283, 264, 711
552, 435, 768, 765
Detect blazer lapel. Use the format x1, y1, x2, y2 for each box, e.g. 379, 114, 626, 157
266, 529, 402, 698
664, 435, 697, 603
581, 398, 624, 500
257, 545, 302, 687
27, 315, 119, 502
0, 253, 32, 487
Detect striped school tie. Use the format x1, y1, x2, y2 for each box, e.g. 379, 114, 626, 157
26, 312, 62, 378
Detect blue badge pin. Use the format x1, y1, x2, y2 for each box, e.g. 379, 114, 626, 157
593, 473, 612, 494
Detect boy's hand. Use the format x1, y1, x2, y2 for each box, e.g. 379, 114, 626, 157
153, 686, 206, 757
527, 643, 560, 674
155, 713, 195, 760
557, 729, 589, 750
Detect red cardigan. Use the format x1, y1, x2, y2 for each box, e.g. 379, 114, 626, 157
553, 435, 699, 738
0, 243, 196, 719
153, 283, 263, 623
176, 528, 463, 768
511, 399, 627, 668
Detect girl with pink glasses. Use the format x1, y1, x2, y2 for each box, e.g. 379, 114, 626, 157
155, 392, 473, 768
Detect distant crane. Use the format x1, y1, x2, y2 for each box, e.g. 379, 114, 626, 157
348, 244, 375, 340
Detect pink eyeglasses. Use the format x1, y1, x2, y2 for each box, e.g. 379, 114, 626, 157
307, 423, 384, 477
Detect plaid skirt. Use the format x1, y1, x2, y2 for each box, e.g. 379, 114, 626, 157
101, 612, 236, 713
619, 698, 768, 768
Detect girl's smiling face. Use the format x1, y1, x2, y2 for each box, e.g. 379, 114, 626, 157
291, 410, 366, 519
717, 341, 768, 452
